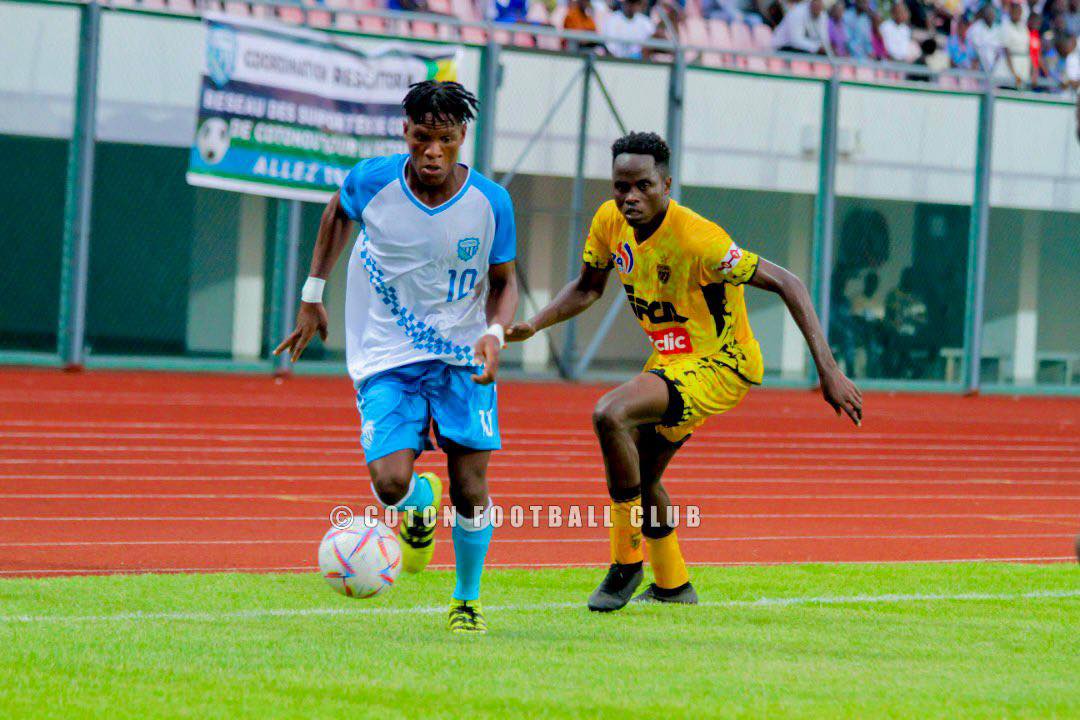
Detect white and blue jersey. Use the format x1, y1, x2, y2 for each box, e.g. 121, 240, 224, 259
340, 153, 516, 386
339, 153, 515, 460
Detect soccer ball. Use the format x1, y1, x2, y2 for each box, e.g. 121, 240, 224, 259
318, 522, 402, 599
196, 117, 230, 165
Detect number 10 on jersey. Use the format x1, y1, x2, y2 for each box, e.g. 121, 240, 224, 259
447, 268, 478, 302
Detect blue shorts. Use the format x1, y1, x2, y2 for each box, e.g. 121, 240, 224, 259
356, 360, 501, 462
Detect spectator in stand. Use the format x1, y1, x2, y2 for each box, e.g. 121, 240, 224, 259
701, 0, 767, 25
829, 1, 852, 55
389, 0, 432, 12
948, 14, 979, 67
968, 3, 1005, 71
1061, 32, 1080, 90
490, 0, 529, 23
922, 37, 952, 70
772, 0, 830, 53
879, 2, 918, 61
1001, 0, 1033, 85
563, 0, 598, 31
1029, 12, 1047, 85
1060, 0, 1080, 34
601, 0, 657, 58
845, 0, 881, 58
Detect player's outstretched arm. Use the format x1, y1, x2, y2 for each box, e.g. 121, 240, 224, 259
506, 263, 610, 343
273, 191, 354, 363
748, 258, 863, 426
472, 261, 519, 385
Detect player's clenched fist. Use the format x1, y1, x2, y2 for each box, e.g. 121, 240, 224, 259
505, 322, 536, 343
274, 301, 328, 363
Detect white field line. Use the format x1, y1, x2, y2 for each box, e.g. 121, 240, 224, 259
1, 431, 1076, 455
3, 444, 1077, 465
3, 474, 1080, 487
1, 513, 1075, 521
1, 588, 1077, 624
0, 533, 1071, 548
0, 557, 1074, 577
2, 492, 1077, 501
0, 458, 1075, 474
1, 419, 1075, 445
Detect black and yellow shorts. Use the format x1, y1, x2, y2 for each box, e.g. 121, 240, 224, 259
646, 355, 752, 443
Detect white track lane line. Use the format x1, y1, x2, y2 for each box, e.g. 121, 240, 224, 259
1, 419, 1075, 444
4, 474, 1080, 487
1, 513, 1075, 521
3, 493, 1077, 501
1, 458, 1075, 473
2, 431, 1076, 454
1, 588, 1077, 624
4, 444, 1076, 465
0, 533, 1071, 548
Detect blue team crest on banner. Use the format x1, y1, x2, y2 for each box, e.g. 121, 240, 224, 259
457, 237, 480, 262
207, 26, 238, 87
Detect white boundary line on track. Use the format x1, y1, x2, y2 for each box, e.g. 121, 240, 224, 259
2, 589, 1077, 624
0, 557, 1074, 576
0, 533, 1071, 548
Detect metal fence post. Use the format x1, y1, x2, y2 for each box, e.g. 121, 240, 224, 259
58, 0, 102, 368
809, 67, 840, 382
666, 48, 686, 198
561, 52, 594, 379
271, 199, 302, 375
963, 78, 995, 393
474, 37, 500, 175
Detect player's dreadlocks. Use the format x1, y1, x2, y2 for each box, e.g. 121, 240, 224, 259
402, 81, 480, 126
611, 131, 671, 176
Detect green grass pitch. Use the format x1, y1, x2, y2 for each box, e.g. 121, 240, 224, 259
1, 563, 1077, 718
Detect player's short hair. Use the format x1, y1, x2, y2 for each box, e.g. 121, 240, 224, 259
402, 81, 480, 126
611, 131, 671, 176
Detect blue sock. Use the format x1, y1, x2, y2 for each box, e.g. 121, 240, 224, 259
452, 520, 493, 602
374, 473, 433, 512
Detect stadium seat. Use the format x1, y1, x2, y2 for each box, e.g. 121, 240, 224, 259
840, 64, 856, 80
141, 0, 166, 10
707, 19, 736, 66
277, 5, 306, 23
224, 1, 250, 15
358, 13, 388, 32
428, 0, 452, 12
494, 28, 512, 44
790, 59, 812, 76
168, 0, 197, 12
526, 2, 549, 24
549, 4, 568, 29
854, 65, 875, 82
335, 12, 361, 29
682, 17, 711, 65
812, 62, 832, 78
514, 30, 537, 47
306, 8, 334, 27
411, 19, 440, 37
728, 22, 764, 71
685, 0, 702, 19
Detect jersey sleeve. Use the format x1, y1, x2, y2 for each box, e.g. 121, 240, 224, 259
582, 204, 614, 270
487, 186, 517, 265
338, 155, 399, 222
698, 222, 760, 286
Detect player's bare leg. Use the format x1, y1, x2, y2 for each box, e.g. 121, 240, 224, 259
369, 449, 443, 574
587, 372, 670, 611
633, 428, 697, 605
445, 443, 493, 633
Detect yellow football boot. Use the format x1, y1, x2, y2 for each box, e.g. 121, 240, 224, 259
397, 472, 441, 574
448, 600, 487, 635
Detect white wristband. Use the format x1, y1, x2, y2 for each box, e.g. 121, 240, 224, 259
301, 276, 325, 304
483, 323, 505, 348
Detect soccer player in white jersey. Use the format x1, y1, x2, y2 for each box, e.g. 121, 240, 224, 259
275, 81, 518, 634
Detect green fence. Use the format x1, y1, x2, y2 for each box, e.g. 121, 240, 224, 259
1, 0, 1077, 393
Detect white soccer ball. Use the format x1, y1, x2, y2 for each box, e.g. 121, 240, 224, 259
196, 117, 231, 165
318, 522, 402, 599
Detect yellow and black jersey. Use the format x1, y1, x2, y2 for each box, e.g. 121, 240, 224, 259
583, 199, 764, 385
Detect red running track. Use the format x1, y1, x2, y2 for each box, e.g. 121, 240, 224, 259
0, 368, 1077, 576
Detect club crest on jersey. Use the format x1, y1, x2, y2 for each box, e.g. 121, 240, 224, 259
457, 237, 480, 262
657, 264, 671, 284
717, 243, 743, 275
613, 242, 635, 274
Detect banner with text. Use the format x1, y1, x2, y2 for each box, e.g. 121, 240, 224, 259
187, 16, 460, 202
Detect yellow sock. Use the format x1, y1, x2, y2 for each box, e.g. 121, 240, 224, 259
610, 498, 643, 565
646, 531, 689, 589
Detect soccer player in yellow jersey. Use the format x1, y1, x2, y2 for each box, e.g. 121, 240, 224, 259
507, 132, 863, 611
